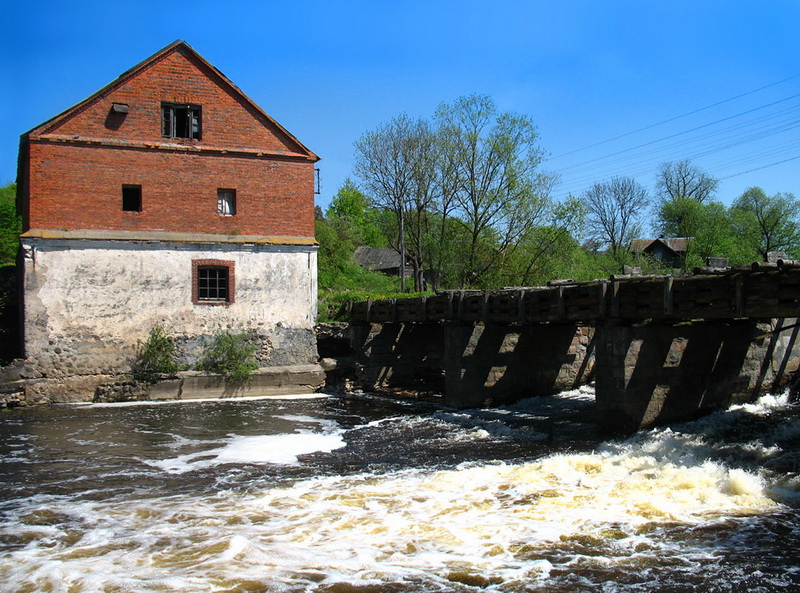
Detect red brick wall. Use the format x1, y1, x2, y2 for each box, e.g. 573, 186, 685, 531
24, 46, 316, 238
26, 142, 315, 237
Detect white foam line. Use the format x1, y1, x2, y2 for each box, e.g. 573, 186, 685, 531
70, 393, 333, 408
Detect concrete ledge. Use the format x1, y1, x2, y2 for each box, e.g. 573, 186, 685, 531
176, 364, 326, 400
1, 364, 327, 405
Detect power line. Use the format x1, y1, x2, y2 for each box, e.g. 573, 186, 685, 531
549, 74, 800, 160
719, 155, 800, 180
554, 93, 800, 174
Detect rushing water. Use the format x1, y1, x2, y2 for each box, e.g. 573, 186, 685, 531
1, 386, 799, 592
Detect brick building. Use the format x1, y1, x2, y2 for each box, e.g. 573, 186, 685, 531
16, 41, 321, 397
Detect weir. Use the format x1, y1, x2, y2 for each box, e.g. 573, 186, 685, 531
331, 262, 800, 432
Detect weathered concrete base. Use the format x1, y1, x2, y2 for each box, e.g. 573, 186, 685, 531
2, 364, 326, 406
176, 365, 326, 400
595, 318, 800, 433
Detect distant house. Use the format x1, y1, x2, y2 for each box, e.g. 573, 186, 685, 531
629, 237, 692, 268
16, 41, 320, 389
354, 247, 412, 276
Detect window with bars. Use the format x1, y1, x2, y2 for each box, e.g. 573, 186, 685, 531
193, 260, 235, 305
162, 102, 202, 140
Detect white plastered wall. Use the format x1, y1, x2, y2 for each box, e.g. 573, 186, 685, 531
21, 238, 318, 377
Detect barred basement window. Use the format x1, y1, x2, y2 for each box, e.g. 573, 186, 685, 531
198, 267, 228, 302
162, 102, 202, 140
192, 260, 235, 305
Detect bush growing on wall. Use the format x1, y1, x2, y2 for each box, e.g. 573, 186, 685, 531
196, 331, 258, 382
134, 325, 183, 379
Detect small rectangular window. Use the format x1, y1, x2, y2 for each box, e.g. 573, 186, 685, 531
218, 189, 236, 216
162, 103, 201, 140
122, 185, 142, 212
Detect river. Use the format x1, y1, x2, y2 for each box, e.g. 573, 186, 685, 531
1, 386, 799, 592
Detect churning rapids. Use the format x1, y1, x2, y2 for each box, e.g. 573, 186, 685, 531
1, 387, 799, 592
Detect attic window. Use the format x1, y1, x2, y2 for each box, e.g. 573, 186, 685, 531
162, 102, 201, 140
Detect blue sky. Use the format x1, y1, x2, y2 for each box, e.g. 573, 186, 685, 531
2, 0, 799, 218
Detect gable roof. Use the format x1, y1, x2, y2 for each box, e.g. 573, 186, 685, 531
24, 40, 319, 161
354, 246, 404, 271
630, 237, 691, 255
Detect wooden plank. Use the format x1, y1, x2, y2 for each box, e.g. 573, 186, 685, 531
663, 277, 673, 316
598, 282, 607, 318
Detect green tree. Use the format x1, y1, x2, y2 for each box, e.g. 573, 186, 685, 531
731, 187, 800, 261
657, 196, 705, 239
196, 332, 258, 382
434, 94, 553, 287
0, 183, 21, 265
326, 178, 386, 248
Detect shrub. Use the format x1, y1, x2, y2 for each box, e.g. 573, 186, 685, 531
196, 331, 258, 382
134, 325, 182, 378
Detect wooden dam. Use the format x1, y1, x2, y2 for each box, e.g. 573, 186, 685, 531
329, 260, 800, 433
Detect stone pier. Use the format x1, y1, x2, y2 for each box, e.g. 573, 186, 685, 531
343, 321, 594, 407
594, 318, 800, 433
332, 316, 799, 434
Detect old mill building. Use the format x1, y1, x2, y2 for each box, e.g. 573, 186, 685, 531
16, 40, 322, 399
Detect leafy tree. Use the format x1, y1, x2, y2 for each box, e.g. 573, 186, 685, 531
0, 183, 21, 265
134, 325, 183, 379
494, 196, 585, 286
326, 178, 386, 248
354, 114, 432, 291
656, 196, 705, 239
583, 177, 649, 263
731, 187, 800, 261
433, 95, 554, 287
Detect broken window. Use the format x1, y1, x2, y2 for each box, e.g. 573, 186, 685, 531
193, 260, 235, 305
162, 103, 202, 140
122, 185, 142, 212
217, 189, 236, 216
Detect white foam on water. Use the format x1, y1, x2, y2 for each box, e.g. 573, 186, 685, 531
81, 392, 332, 408
4, 437, 788, 592
146, 431, 347, 473
2, 387, 797, 592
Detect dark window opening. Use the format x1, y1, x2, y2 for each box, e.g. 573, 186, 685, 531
197, 266, 229, 302
122, 185, 142, 212
218, 189, 236, 216
162, 103, 202, 140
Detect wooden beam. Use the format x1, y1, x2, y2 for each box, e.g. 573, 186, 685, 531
663, 277, 674, 316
